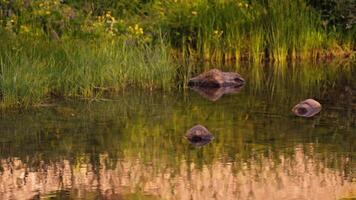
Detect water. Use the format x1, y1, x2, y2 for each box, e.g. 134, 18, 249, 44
0, 63, 355, 200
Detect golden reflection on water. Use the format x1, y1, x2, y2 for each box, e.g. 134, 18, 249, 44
0, 145, 354, 200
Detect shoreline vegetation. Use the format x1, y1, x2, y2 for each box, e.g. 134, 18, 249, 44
0, 0, 355, 108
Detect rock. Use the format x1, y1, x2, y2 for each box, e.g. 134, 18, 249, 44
191, 86, 243, 101
188, 69, 245, 88
292, 99, 321, 117
185, 125, 214, 146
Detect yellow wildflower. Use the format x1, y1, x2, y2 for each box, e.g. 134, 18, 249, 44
128, 24, 144, 35
191, 11, 198, 16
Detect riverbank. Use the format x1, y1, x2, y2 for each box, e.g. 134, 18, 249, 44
0, 0, 355, 108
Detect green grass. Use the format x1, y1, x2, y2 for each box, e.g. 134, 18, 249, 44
0, 33, 175, 108
158, 0, 340, 62
0, 0, 355, 107
1, 0, 353, 63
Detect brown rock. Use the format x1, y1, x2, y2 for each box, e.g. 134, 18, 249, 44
292, 99, 322, 117
188, 69, 245, 88
185, 125, 214, 145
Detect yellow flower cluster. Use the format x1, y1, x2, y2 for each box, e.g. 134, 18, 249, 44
93, 11, 119, 36
33, 0, 60, 16
97, 11, 117, 24
128, 24, 144, 35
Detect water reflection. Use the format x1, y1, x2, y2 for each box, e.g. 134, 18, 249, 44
0, 146, 354, 200
190, 86, 244, 101
0, 62, 355, 199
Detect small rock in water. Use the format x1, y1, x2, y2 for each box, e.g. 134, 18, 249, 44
188, 69, 245, 88
292, 99, 321, 117
185, 125, 214, 146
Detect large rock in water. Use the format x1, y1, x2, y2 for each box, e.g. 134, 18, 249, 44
292, 99, 322, 117
185, 125, 214, 146
188, 69, 245, 88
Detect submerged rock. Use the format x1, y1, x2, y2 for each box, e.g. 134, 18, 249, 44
191, 86, 243, 101
188, 69, 245, 88
292, 99, 321, 117
185, 125, 214, 146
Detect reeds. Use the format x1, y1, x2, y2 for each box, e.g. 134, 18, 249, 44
0, 33, 175, 108
160, 0, 342, 62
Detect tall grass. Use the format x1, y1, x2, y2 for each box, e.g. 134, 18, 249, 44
159, 0, 340, 62
0, 33, 175, 108
0, 0, 354, 108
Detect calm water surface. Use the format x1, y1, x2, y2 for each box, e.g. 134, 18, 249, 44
0, 63, 355, 200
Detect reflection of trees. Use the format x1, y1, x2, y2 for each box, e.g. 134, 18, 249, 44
0, 146, 354, 200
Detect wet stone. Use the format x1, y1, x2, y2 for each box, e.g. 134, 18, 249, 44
188, 69, 245, 88
292, 99, 322, 118
185, 125, 214, 146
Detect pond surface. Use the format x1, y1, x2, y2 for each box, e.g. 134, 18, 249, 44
0, 62, 355, 200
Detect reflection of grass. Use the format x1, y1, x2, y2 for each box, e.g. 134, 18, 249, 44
339, 188, 356, 199
41, 190, 102, 200
0, 62, 354, 170
124, 193, 163, 200
0, 62, 354, 172
40, 190, 163, 200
